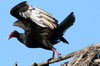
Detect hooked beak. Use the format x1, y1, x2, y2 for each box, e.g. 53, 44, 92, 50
7, 34, 12, 40
7, 36, 11, 40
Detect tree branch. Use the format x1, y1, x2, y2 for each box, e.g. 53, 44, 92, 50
62, 43, 100, 66
31, 51, 77, 66
14, 43, 100, 66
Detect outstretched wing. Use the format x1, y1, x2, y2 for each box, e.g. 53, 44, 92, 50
10, 1, 58, 29
19, 6, 58, 29
13, 20, 31, 32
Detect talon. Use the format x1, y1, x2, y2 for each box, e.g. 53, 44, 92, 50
48, 57, 54, 61
58, 56, 62, 60
58, 54, 62, 60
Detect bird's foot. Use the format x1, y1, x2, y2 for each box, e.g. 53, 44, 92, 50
58, 55, 62, 60
47, 57, 54, 61
47, 54, 62, 62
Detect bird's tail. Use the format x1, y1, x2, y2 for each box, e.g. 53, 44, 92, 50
52, 12, 75, 44
56, 12, 75, 33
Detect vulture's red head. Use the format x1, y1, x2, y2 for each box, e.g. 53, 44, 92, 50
8, 30, 19, 40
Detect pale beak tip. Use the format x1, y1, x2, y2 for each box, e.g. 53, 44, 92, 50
7, 36, 10, 40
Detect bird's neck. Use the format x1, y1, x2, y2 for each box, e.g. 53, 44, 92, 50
17, 33, 28, 45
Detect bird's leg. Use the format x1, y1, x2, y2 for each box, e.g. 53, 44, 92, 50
48, 48, 61, 61
52, 51, 55, 59
52, 48, 62, 59
42, 37, 61, 60
52, 48, 61, 56
48, 51, 55, 61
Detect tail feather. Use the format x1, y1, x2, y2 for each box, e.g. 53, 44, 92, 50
60, 37, 69, 44
56, 12, 75, 33
52, 12, 75, 44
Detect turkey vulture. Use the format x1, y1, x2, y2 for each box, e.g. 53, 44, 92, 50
8, 1, 75, 58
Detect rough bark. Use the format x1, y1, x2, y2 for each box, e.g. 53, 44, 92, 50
61, 43, 100, 66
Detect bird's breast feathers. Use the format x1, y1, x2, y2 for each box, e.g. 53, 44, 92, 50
19, 5, 57, 29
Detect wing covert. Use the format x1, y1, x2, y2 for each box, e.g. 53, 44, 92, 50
19, 5, 58, 29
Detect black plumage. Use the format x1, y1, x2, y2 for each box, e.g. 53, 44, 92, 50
8, 1, 75, 58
